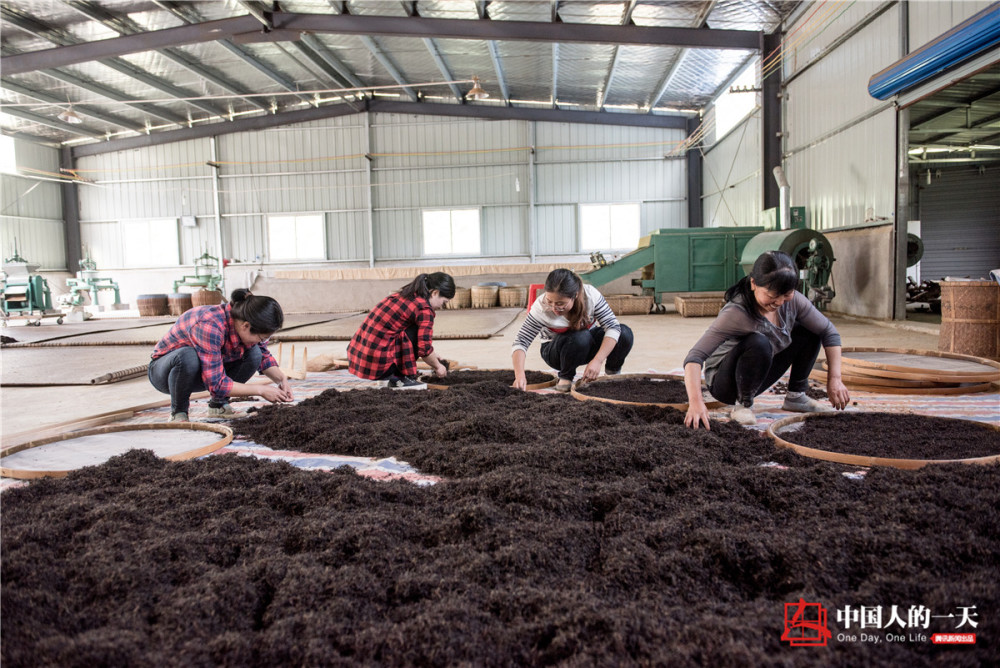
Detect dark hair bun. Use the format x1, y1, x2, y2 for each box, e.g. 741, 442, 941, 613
230, 288, 252, 304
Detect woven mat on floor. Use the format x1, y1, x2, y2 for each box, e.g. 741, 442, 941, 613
0, 345, 153, 386
273, 308, 524, 341
2, 317, 175, 346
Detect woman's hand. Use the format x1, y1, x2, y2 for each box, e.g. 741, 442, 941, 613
582, 359, 602, 382
434, 362, 448, 378
512, 373, 527, 391
827, 376, 850, 410
684, 399, 711, 430
259, 384, 293, 403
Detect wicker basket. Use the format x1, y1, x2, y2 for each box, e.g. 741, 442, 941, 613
471, 285, 499, 308
446, 287, 472, 309
136, 294, 168, 317
674, 294, 726, 318
191, 289, 225, 307
604, 294, 653, 315
498, 286, 528, 308
939, 280, 1000, 359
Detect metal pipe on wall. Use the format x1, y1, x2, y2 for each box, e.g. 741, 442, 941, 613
772, 165, 791, 230
209, 137, 225, 283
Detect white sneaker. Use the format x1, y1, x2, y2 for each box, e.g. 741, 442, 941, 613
730, 405, 757, 425
782, 394, 834, 413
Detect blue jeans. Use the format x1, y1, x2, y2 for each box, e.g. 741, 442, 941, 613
148, 346, 261, 414
540, 324, 634, 381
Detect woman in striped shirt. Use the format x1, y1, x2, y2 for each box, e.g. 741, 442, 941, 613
512, 268, 634, 393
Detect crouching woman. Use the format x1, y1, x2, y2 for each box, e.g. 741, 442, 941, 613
682, 250, 850, 429
512, 268, 634, 392
148, 289, 292, 422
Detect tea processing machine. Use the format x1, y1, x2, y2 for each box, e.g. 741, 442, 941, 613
1, 246, 62, 326
64, 252, 121, 307
173, 250, 223, 293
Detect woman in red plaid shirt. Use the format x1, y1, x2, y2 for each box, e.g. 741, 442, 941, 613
347, 272, 455, 389
148, 289, 293, 421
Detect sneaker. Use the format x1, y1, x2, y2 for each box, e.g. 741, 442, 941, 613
554, 380, 573, 393
169, 412, 189, 422
207, 404, 242, 418
729, 405, 757, 426
782, 393, 834, 413
388, 376, 427, 390
605, 366, 621, 376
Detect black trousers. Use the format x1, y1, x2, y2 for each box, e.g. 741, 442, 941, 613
378, 324, 420, 380
540, 324, 634, 381
708, 325, 821, 407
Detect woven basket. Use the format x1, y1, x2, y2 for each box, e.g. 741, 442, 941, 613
191, 289, 225, 307
674, 294, 726, 318
446, 287, 472, 309
604, 294, 653, 315
498, 286, 528, 308
939, 280, 1000, 359
471, 285, 499, 308
168, 293, 193, 316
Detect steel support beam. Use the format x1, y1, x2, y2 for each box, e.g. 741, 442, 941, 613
1, 78, 146, 133
761, 30, 782, 211
686, 116, 703, 228
2, 106, 105, 139
60, 147, 82, 274
72, 98, 690, 157
3, 12, 760, 75
486, 41, 510, 104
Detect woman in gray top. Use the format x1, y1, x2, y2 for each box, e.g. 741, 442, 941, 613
682, 250, 850, 428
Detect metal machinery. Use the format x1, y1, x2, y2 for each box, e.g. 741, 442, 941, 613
1, 247, 62, 326
739, 228, 837, 310
581, 227, 766, 304
173, 250, 223, 293
64, 253, 121, 307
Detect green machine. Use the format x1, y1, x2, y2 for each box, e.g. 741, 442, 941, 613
1, 246, 61, 325
740, 228, 837, 310
581, 227, 766, 303
65, 253, 121, 307
173, 250, 223, 293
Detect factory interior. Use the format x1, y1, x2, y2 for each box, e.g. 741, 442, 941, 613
2, 1, 999, 665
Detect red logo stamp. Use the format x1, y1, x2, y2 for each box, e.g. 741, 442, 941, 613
782, 598, 832, 647
932, 633, 976, 644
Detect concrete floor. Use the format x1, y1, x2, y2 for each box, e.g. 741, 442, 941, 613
1, 311, 941, 439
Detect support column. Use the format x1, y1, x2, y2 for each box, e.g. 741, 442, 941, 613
761, 29, 782, 212
209, 137, 225, 283
893, 1, 910, 321
528, 121, 536, 262
365, 111, 375, 268
686, 116, 703, 228
60, 147, 81, 272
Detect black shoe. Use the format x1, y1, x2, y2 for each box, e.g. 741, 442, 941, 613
388, 375, 427, 390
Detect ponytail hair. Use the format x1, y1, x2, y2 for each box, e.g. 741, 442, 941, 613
229, 288, 284, 334
399, 272, 456, 300
725, 250, 800, 317
544, 268, 589, 331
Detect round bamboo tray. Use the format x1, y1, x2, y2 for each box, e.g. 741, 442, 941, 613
0, 422, 233, 480
570, 374, 724, 410
768, 413, 1000, 470
836, 347, 1000, 382
422, 369, 557, 391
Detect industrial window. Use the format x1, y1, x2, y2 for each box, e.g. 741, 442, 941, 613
422, 208, 481, 256
268, 214, 325, 261
579, 203, 640, 251
121, 218, 180, 268
0, 136, 16, 174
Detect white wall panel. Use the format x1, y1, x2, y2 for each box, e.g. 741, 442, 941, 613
225, 216, 265, 263
371, 114, 530, 169
642, 201, 687, 231
327, 212, 369, 261
702, 111, 762, 228
482, 205, 528, 256
80, 221, 123, 268
909, 1, 992, 50
0, 216, 65, 269
785, 6, 900, 147
373, 210, 421, 260
534, 205, 576, 255
535, 122, 686, 162
786, 110, 896, 231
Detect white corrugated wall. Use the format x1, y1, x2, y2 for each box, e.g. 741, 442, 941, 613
1, 138, 65, 270
908, 1, 993, 49
71, 112, 686, 267
701, 109, 762, 228
783, 3, 901, 232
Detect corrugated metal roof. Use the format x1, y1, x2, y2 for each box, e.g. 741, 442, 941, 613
1, 0, 800, 147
